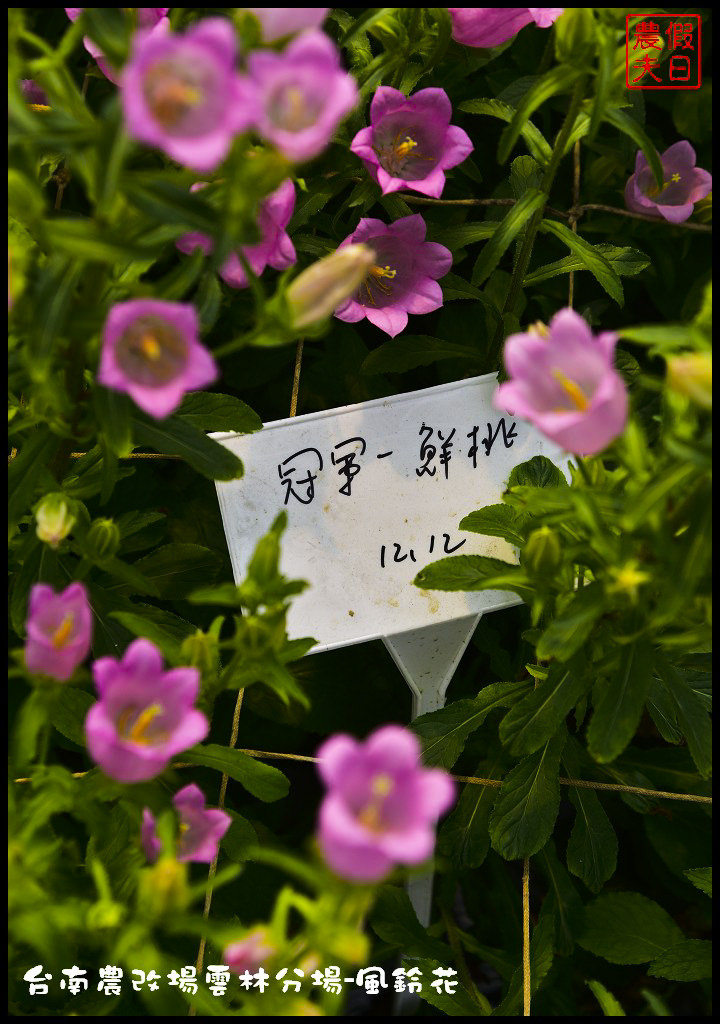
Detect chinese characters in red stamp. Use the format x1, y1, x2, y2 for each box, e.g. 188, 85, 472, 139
626, 14, 701, 90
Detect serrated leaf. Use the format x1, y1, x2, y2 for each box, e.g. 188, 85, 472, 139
579, 892, 684, 965
438, 749, 507, 868
536, 585, 605, 662
499, 663, 590, 756
524, 244, 650, 287
128, 544, 222, 598
403, 957, 490, 1016
182, 744, 289, 802
654, 656, 712, 778
459, 505, 524, 546
176, 392, 262, 435
539, 220, 624, 305
50, 688, 94, 747
414, 554, 532, 600
566, 787, 618, 893
587, 980, 626, 1016
472, 189, 546, 286
133, 414, 244, 481
370, 886, 452, 960
648, 939, 712, 981
587, 641, 653, 764
489, 727, 566, 860
413, 680, 531, 769
361, 335, 480, 375
684, 867, 711, 897
507, 455, 566, 489
459, 97, 552, 165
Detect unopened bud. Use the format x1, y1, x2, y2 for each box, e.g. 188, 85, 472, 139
554, 8, 597, 67
137, 857, 189, 920
523, 526, 563, 577
180, 629, 218, 673
286, 244, 376, 328
667, 352, 712, 409
85, 517, 121, 563
35, 493, 76, 548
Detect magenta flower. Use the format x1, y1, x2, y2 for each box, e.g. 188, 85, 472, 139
243, 8, 330, 42
65, 8, 169, 84
223, 929, 276, 976
316, 725, 455, 883
350, 87, 473, 198
21, 80, 49, 107
449, 8, 564, 47
248, 30, 358, 163
142, 784, 231, 863
624, 141, 712, 225
494, 308, 628, 456
120, 17, 257, 172
98, 298, 217, 419
176, 179, 296, 289
24, 583, 93, 682
85, 638, 209, 783
334, 214, 452, 337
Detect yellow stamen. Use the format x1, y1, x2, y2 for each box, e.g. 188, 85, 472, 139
394, 135, 418, 160
370, 265, 397, 282
179, 822, 190, 834
532, 320, 549, 338
52, 616, 74, 648
372, 773, 394, 798
117, 703, 164, 745
151, 79, 202, 127
29, 103, 51, 113
140, 333, 162, 361
670, 172, 681, 183
551, 369, 590, 411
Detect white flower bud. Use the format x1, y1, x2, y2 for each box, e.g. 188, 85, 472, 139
35, 494, 76, 548
286, 244, 376, 329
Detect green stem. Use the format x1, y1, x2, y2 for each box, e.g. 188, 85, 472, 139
574, 455, 594, 488
487, 76, 587, 370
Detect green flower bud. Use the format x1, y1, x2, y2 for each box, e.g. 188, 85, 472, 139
554, 8, 597, 67
35, 493, 76, 548
137, 857, 189, 921
86, 899, 125, 930
286, 244, 376, 329
85, 517, 121, 563
180, 629, 218, 673
667, 352, 712, 409
523, 526, 563, 577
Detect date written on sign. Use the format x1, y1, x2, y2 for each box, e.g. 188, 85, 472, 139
213, 374, 564, 652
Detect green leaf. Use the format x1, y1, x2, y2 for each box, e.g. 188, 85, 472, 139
535, 586, 605, 662
524, 244, 650, 287
566, 787, 618, 893
654, 657, 712, 778
604, 107, 664, 189
176, 392, 262, 435
507, 455, 566, 489
430, 222, 497, 250
370, 886, 452, 961
459, 505, 524, 546
684, 867, 712, 897
403, 957, 490, 1016
498, 64, 583, 164
94, 386, 133, 457
494, 916, 555, 1015
648, 939, 712, 982
587, 23, 617, 141
438, 748, 508, 868
97, 555, 162, 597
339, 7, 393, 45
413, 680, 531, 769
489, 726, 566, 860
8, 428, 59, 536
220, 810, 258, 863
458, 97, 552, 165
538, 220, 624, 306
110, 606, 196, 663
587, 980, 626, 1016
587, 641, 653, 764
182, 744, 289, 802
127, 544, 222, 599
361, 335, 481, 375
125, 177, 219, 235
115, 510, 166, 540
472, 189, 546, 286
414, 555, 531, 599
44, 218, 156, 265
579, 892, 684, 965
132, 413, 244, 481
50, 688, 94, 747
536, 842, 584, 956
499, 663, 590, 756
509, 155, 543, 198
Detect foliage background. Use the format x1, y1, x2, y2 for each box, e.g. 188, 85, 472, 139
8, 6, 712, 1017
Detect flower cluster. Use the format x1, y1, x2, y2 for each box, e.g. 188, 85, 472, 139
65, 8, 169, 84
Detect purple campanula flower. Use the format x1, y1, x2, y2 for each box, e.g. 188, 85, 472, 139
334, 214, 452, 337
120, 17, 256, 172
142, 784, 231, 863
448, 8, 564, 48
85, 638, 209, 783
98, 298, 217, 419
223, 928, 276, 976
176, 179, 296, 288
493, 308, 628, 456
624, 142, 712, 225
243, 8, 330, 42
248, 29, 358, 163
65, 8, 169, 84
351, 87, 473, 198
316, 725, 455, 883
21, 79, 50, 108
24, 583, 93, 682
